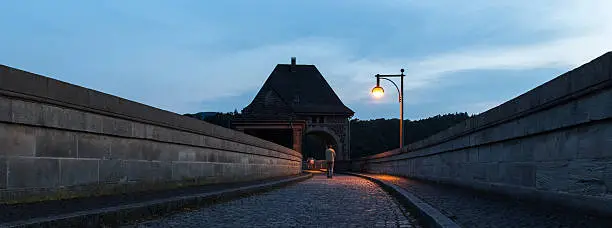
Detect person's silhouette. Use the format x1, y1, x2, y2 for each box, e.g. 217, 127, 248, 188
325, 144, 336, 178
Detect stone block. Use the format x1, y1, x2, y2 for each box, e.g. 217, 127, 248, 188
36, 128, 78, 158
488, 105, 505, 125
470, 163, 487, 181
455, 149, 469, 163
504, 139, 532, 162
511, 119, 527, 139
577, 123, 612, 159
467, 147, 479, 162
170, 131, 186, 145
569, 99, 591, 126
566, 161, 607, 196
131, 122, 147, 139
224, 141, 247, 153
539, 74, 570, 105
84, 113, 103, 133
155, 161, 173, 181
527, 135, 549, 162
216, 127, 236, 139
536, 161, 570, 192
193, 121, 216, 137
11, 99, 43, 125
140, 141, 168, 161
502, 163, 535, 187
545, 129, 578, 161
581, 89, 612, 121
7, 157, 60, 188
0, 66, 49, 99
177, 148, 197, 162
187, 162, 207, 179
109, 138, 143, 160
0, 96, 11, 122
468, 132, 480, 148
522, 113, 540, 136
158, 127, 178, 144
535, 108, 554, 133
0, 123, 36, 156
213, 163, 224, 176
43, 105, 86, 131
103, 117, 132, 137
484, 162, 501, 183
454, 135, 470, 149
200, 163, 214, 177
59, 159, 99, 186
194, 147, 211, 162
500, 99, 518, 119
556, 102, 577, 129
478, 144, 498, 162
0, 157, 6, 189
204, 136, 223, 149
126, 160, 172, 181
207, 150, 219, 163
101, 116, 115, 136
515, 92, 533, 114
568, 55, 610, 94
148, 126, 172, 142
179, 131, 199, 146
47, 79, 90, 106
481, 128, 494, 144
87, 90, 118, 113
605, 163, 612, 194
172, 162, 198, 180
99, 159, 126, 183
216, 151, 232, 163
77, 134, 111, 159
152, 143, 175, 161
223, 163, 236, 178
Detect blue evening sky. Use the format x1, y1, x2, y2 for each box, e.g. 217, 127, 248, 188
1, 1, 610, 120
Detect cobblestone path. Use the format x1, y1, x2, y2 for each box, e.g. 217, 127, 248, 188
365, 174, 612, 228
131, 174, 421, 228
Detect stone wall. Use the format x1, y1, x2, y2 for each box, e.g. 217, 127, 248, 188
0, 65, 302, 203
352, 52, 612, 214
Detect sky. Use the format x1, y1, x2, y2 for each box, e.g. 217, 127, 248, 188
1, 0, 611, 120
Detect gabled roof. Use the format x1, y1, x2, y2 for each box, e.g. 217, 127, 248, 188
243, 61, 354, 117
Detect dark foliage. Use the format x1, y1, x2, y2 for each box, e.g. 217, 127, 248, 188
184, 110, 470, 159
183, 109, 241, 129
350, 112, 470, 158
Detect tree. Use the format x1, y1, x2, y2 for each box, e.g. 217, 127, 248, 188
349, 112, 469, 158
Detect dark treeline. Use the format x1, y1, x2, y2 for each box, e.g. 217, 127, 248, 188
350, 112, 470, 158
184, 111, 470, 158
183, 110, 241, 129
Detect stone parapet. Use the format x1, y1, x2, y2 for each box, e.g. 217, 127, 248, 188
0, 65, 302, 203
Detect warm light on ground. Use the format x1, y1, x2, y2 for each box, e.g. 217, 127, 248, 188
369, 174, 401, 182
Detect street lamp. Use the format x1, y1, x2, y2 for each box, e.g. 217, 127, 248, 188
371, 69, 405, 149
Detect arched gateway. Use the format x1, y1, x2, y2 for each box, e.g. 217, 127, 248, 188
233, 57, 354, 162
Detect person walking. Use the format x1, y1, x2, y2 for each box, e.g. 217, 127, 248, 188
325, 144, 336, 178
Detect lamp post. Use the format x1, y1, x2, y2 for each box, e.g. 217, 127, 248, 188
371, 69, 405, 149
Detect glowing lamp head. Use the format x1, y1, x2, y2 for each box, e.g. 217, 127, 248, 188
371, 86, 384, 98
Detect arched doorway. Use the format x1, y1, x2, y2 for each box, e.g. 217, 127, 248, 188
302, 129, 340, 161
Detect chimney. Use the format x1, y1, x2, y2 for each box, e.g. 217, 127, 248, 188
290, 57, 296, 72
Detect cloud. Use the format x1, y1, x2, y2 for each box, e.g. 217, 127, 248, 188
2, 0, 610, 118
